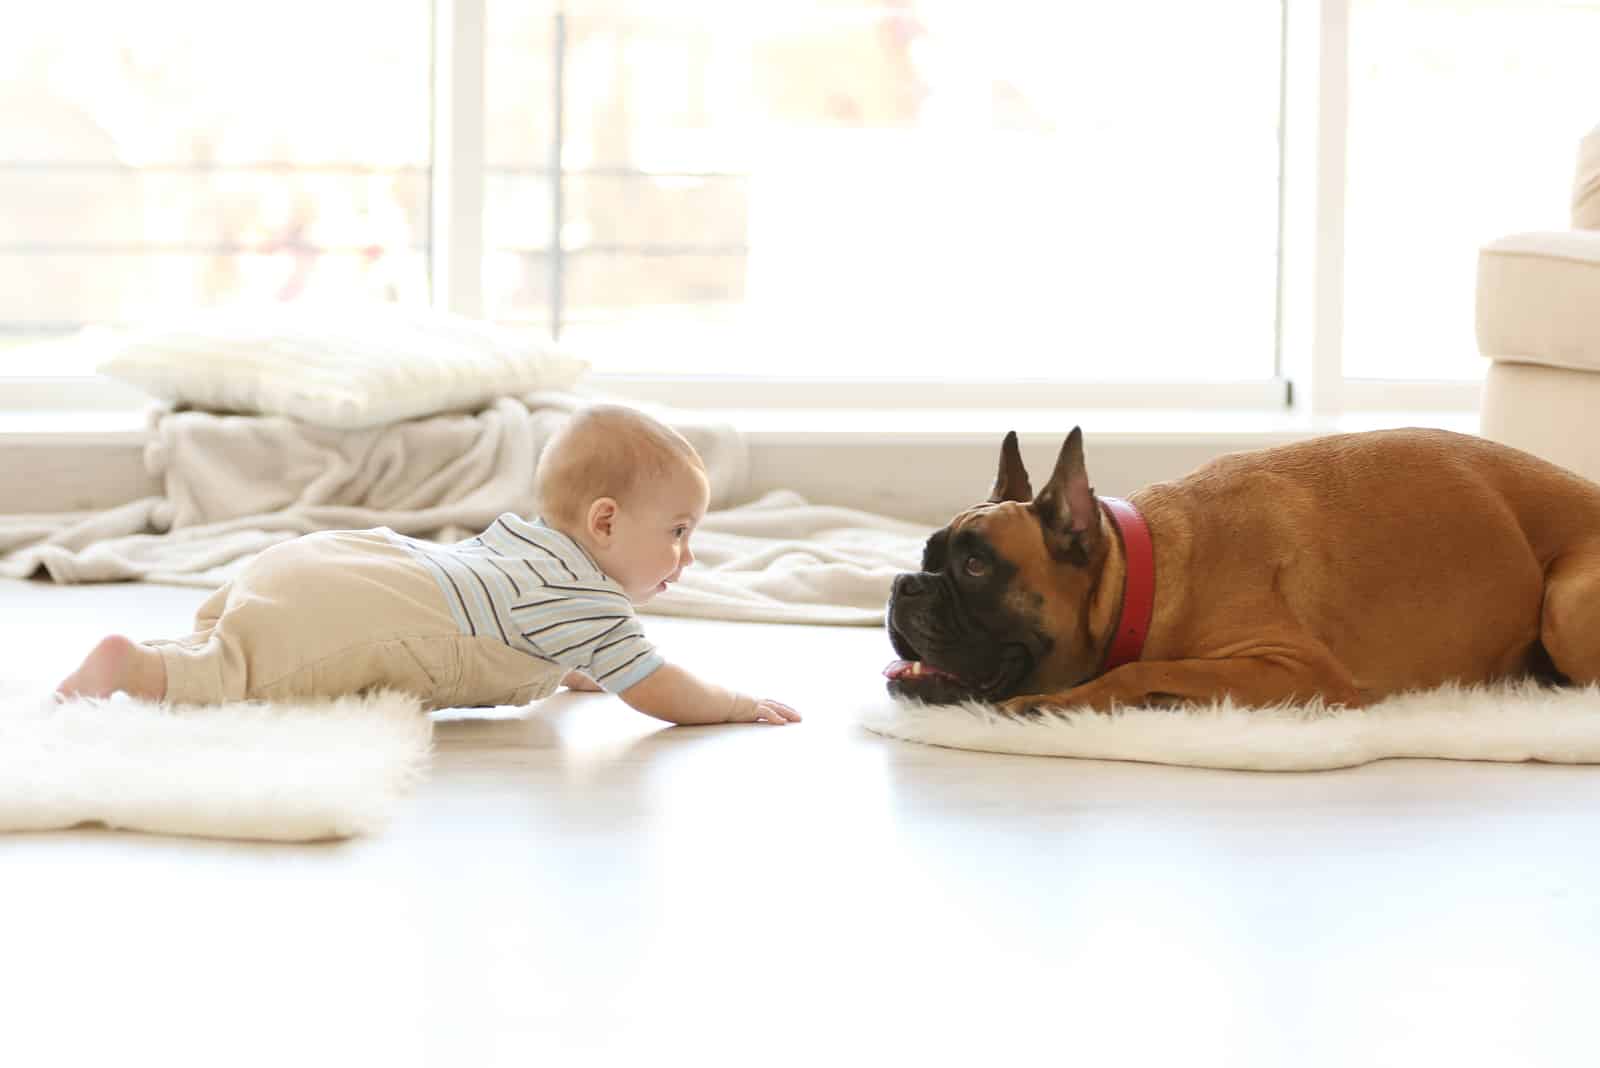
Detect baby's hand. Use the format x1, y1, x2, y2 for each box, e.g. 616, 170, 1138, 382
561, 670, 604, 692
732, 695, 802, 725
619, 665, 799, 727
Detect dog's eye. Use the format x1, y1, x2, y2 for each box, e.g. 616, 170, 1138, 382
963, 555, 988, 578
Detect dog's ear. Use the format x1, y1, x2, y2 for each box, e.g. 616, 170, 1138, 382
988, 430, 1033, 503
1032, 427, 1101, 565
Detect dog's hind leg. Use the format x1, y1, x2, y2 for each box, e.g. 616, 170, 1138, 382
1538, 548, 1600, 685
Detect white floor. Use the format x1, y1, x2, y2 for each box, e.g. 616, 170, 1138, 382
4, 577, 1600, 1067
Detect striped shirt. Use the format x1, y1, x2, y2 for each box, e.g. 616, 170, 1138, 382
385, 515, 663, 694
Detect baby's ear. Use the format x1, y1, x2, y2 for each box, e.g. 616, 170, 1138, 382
586, 497, 619, 541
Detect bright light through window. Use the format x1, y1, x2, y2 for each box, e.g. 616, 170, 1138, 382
485, 1, 1284, 382
0, 0, 431, 374
1344, 0, 1600, 381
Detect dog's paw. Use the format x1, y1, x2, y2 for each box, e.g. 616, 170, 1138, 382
996, 692, 1119, 717
995, 696, 1049, 718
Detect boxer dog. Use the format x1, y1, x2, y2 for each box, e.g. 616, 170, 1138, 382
885, 428, 1600, 713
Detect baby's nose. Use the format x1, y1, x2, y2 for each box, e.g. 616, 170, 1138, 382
681, 542, 696, 567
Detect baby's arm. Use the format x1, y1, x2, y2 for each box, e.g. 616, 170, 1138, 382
620, 663, 800, 726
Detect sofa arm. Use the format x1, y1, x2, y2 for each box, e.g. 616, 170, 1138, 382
1577, 123, 1600, 229
1476, 231, 1600, 370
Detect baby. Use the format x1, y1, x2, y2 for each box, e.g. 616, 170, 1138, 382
56, 404, 800, 727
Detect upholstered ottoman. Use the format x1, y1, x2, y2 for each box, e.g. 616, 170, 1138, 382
1477, 124, 1600, 481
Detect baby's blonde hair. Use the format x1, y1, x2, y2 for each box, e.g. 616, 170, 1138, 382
536, 404, 707, 532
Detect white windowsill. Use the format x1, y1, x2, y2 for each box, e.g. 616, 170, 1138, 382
0, 404, 1480, 444
0, 408, 153, 442
0, 402, 1483, 524
694, 406, 1480, 443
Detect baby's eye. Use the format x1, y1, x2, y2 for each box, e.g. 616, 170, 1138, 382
673, 526, 689, 539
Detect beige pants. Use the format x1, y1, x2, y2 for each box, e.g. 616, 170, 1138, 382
148, 530, 564, 710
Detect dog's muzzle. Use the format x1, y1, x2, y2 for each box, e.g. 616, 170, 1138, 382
885, 572, 1034, 703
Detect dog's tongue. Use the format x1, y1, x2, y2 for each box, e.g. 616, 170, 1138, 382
884, 659, 914, 680
884, 659, 961, 682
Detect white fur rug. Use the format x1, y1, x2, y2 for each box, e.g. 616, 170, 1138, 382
0, 684, 430, 841
858, 680, 1600, 770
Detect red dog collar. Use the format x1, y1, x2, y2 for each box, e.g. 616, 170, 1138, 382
1099, 496, 1154, 672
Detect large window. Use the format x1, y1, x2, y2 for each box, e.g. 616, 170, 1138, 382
3, 1, 1594, 409
1343, 0, 1600, 381
0, 1, 432, 374
482, 2, 1283, 383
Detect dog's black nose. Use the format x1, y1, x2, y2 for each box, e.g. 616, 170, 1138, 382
892, 573, 932, 599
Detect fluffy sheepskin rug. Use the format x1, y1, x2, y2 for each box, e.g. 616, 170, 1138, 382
858, 680, 1600, 770
0, 684, 430, 841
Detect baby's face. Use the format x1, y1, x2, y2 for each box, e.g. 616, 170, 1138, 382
604, 465, 711, 603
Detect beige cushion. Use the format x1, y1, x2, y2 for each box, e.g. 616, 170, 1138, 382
1576, 122, 1600, 229
1476, 230, 1600, 372
1480, 361, 1600, 483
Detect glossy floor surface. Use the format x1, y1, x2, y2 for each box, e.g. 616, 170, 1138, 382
3, 577, 1599, 1067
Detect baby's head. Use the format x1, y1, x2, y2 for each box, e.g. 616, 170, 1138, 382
536, 404, 710, 603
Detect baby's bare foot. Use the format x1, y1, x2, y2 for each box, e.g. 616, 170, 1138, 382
56, 635, 161, 700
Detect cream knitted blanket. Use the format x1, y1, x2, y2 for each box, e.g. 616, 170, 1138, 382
0, 393, 928, 625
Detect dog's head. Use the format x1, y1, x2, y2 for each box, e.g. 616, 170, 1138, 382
885, 428, 1114, 703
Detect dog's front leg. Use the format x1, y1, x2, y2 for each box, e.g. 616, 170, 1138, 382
998, 653, 1367, 714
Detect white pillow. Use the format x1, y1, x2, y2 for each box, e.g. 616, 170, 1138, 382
94, 305, 589, 428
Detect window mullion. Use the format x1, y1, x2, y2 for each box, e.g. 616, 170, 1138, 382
431, 0, 487, 318
549, 9, 567, 340
1280, 0, 1350, 420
